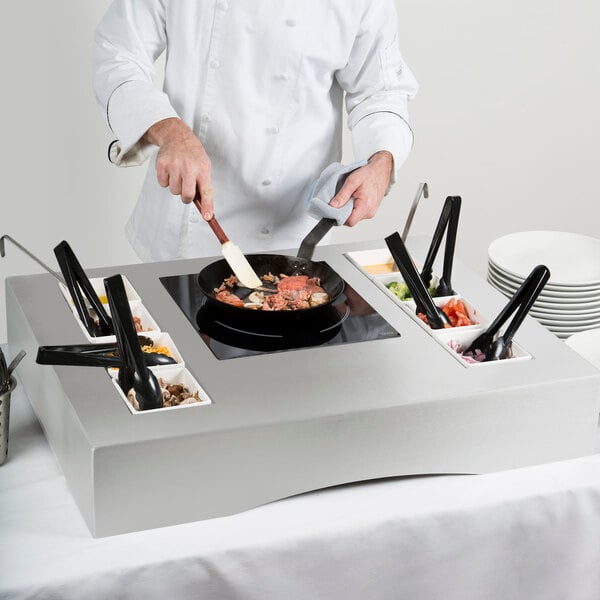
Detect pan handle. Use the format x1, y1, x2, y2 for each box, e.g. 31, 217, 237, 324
297, 218, 336, 261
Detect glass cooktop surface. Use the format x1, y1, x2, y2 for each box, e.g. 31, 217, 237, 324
160, 272, 399, 360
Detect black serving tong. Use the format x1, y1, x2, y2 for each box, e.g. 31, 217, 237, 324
420, 196, 461, 296
36, 342, 175, 368
464, 265, 550, 361
54, 241, 113, 337
385, 232, 451, 329
105, 275, 163, 411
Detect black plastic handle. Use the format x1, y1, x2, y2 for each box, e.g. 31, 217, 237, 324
37, 344, 121, 367
420, 196, 461, 293
501, 265, 550, 346
297, 218, 336, 261
54, 241, 113, 337
466, 264, 550, 356
384, 232, 450, 329
439, 197, 461, 294
105, 275, 162, 410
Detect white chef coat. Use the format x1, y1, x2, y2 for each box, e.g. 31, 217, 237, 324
93, 0, 418, 261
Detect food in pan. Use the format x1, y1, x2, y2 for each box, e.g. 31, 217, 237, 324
214, 273, 329, 311
417, 298, 476, 328
127, 378, 200, 410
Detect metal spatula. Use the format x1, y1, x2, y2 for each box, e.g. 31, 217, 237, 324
193, 194, 262, 289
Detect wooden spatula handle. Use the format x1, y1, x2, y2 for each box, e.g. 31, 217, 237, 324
193, 191, 229, 244
207, 217, 229, 244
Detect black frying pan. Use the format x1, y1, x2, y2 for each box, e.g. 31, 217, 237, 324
196, 218, 345, 335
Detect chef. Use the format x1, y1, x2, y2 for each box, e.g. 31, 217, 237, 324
93, 0, 418, 262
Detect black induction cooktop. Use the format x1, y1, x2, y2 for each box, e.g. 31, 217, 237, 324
160, 272, 399, 360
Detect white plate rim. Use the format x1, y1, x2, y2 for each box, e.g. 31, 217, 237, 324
488, 263, 600, 298
488, 231, 600, 286
488, 276, 600, 309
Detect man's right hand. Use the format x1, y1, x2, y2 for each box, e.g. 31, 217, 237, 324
143, 118, 214, 220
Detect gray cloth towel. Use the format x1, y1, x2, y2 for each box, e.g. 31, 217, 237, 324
305, 159, 368, 225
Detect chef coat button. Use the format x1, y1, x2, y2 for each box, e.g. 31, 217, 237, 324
209, 59, 220, 70
260, 227, 271, 235
285, 18, 297, 27
201, 113, 211, 123
217, 1, 229, 10
266, 126, 280, 135
276, 73, 289, 81
189, 211, 199, 223
262, 179, 272, 186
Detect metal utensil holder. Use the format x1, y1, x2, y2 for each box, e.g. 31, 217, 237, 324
0, 377, 16, 465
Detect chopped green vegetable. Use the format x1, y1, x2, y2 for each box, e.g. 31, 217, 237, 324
386, 281, 411, 300
386, 281, 437, 300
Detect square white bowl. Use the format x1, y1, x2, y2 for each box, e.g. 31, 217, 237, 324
58, 276, 140, 307
111, 366, 212, 414
65, 300, 160, 344
344, 249, 399, 276
435, 327, 532, 368
107, 332, 184, 378
404, 295, 488, 332
373, 272, 442, 305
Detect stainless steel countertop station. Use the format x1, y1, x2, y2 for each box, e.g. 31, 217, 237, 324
6, 238, 600, 537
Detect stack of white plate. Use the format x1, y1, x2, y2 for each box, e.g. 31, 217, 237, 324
487, 231, 600, 339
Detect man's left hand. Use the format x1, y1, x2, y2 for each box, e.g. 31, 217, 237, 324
329, 151, 394, 227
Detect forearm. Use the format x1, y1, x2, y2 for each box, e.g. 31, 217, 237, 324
143, 117, 195, 146
368, 151, 394, 185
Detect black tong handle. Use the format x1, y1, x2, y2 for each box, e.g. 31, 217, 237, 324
105, 275, 162, 411
37, 343, 121, 367
54, 241, 113, 337
384, 232, 450, 329
466, 265, 550, 356
420, 196, 461, 293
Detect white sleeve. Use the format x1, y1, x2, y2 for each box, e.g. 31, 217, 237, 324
93, 0, 178, 166
335, 0, 419, 185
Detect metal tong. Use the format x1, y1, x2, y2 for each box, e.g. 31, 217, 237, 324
105, 275, 163, 411
401, 182, 429, 242
54, 241, 113, 338
420, 196, 461, 296
385, 232, 451, 329
464, 265, 550, 361
0, 234, 64, 283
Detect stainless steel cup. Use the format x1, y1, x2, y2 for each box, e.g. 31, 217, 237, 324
0, 376, 15, 466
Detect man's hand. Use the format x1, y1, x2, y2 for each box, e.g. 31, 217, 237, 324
329, 151, 394, 227
144, 118, 214, 220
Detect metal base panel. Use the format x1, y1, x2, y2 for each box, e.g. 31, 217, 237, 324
6, 238, 600, 537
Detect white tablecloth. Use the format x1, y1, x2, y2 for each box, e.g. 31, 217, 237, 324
2, 370, 600, 600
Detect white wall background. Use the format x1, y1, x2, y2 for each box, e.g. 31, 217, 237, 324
1, 0, 599, 342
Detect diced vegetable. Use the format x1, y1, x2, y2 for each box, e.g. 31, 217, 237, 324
386, 281, 437, 301
416, 297, 477, 328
